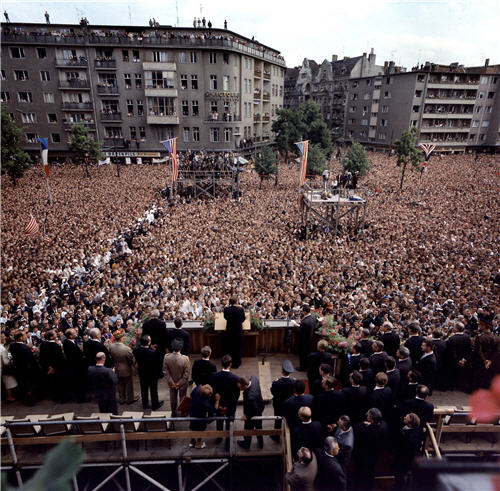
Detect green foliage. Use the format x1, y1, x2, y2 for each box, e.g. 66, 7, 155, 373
341, 142, 371, 177
254, 145, 278, 179
394, 127, 424, 190
68, 124, 104, 163
296, 101, 333, 157
271, 108, 302, 157
1, 107, 32, 186
307, 144, 328, 176
3, 439, 83, 491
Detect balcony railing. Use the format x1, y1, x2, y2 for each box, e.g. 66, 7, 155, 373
262, 92, 270, 101
254, 90, 261, 99
254, 114, 261, 122
101, 112, 122, 121
262, 115, 270, 122
263, 71, 271, 80
254, 69, 262, 78
59, 79, 90, 89
205, 115, 242, 122
61, 102, 92, 110
94, 59, 117, 69
55, 58, 88, 67
104, 137, 125, 148
97, 85, 119, 94
63, 121, 95, 130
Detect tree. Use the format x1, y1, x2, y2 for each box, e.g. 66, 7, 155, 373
271, 108, 302, 162
341, 141, 371, 176
296, 101, 333, 157
253, 146, 278, 188
1, 107, 31, 186
394, 127, 424, 190
307, 144, 328, 176
68, 124, 104, 176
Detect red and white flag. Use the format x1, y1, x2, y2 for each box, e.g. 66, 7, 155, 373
295, 141, 309, 187
24, 216, 40, 236
161, 138, 178, 182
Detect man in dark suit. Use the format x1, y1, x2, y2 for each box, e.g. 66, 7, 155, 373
348, 342, 363, 373
397, 385, 434, 428
223, 296, 246, 369
368, 372, 393, 420
141, 309, 168, 359
297, 304, 317, 371
385, 356, 401, 398
88, 352, 118, 414
286, 447, 318, 491
369, 340, 388, 374
359, 328, 373, 358
133, 335, 163, 410
379, 322, 400, 358
416, 340, 437, 391
431, 329, 448, 391
313, 376, 347, 429
283, 380, 314, 431
396, 346, 412, 386
237, 375, 265, 449
307, 339, 331, 386
447, 322, 471, 391
293, 406, 324, 455
270, 359, 296, 441
39, 329, 69, 403
405, 324, 425, 365
191, 345, 216, 386
63, 327, 88, 402
359, 357, 375, 390
399, 369, 421, 402
167, 317, 190, 356
83, 327, 112, 367
342, 371, 368, 423
210, 354, 240, 447
309, 363, 332, 396
314, 437, 347, 491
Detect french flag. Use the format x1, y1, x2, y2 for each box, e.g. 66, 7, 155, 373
36, 138, 50, 178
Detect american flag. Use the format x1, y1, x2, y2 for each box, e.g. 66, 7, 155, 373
295, 140, 309, 187
161, 138, 178, 182
419, 143, 436, 161
24, 216, 40, 236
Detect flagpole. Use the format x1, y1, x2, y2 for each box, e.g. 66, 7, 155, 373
38, 140, 53, 206
45, 177, 53, 206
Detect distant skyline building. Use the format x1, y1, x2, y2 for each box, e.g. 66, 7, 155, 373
1, 22, 286, 162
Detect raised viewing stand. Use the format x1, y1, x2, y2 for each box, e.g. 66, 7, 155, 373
176, 170, 235, 199
301, 184, 368, 236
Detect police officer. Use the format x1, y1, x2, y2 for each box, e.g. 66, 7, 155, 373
270, 359, 296, 442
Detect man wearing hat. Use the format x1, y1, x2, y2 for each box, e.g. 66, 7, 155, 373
109, 329, 138, 405
270, 360, 296, 442
163, 337, 190, 416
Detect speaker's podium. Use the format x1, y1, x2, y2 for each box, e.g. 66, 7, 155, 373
208, 311, 258, 357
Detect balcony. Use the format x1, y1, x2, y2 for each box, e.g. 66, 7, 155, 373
103, 137, 125, 148
254, 114, 261, 123
422, 112, 473, 118
55, 58, 88, 67
61, 102, 92, 111
254, 69, 262, 78
146, 113, 179, 125
97, 85, 119, 95
94, 59, 117, 69
101, 112, 122, 122
427, 83, 478, 90
262, 115, 270, 122
420, 126, 470, 132
59, 79, 90, 89
262, 91, 270, 101
263, 71, 271, 80
63, 121, 95, 131
425, 97, 476, 105
206, 115, 242, 123
253, 89, 261, 100
144, 87, 178, 98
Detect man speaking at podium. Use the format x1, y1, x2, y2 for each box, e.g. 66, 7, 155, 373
223, 296, 245, 369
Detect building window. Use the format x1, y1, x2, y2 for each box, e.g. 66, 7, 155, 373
210, 127, 220, 142
191, 100, 199, 116
381, 105, 388, 113
137, 100, 144, 116
124, 74, 132, 89
130, 126, 137, 139
349, 106, 356, 113
411, 120, 418, 127
179, 52, 187, 63
43, 92, 54, 103
18, 92, 33, 103
0, 70, 5, 80
133, 50, 140, 62
211, 100, 218, 113
127, 99, 134, 116
223, 53, 230, 64
145, 71, 175, 89
37, 47, 47, 59
183, 127, 190, 142
415, 90, 422, 97
40, 71, 50, 82
348, 118, 355, 125
147, 97, 176, 116
190, 52, 197, 63
209, 53, 217, 64
475, 106, 482, 113
191, 75, 198, 90
14, 70, 29, 81
0, 91, 10, 102
152, 51, 169, 62
478, 91, 485, 99
105, 127, 123, 138
384, 91, 391, 98
412, 105, 420, 113
51, 133, 61, 143
139, 126, 146, 139
472, 120, 479, 128
350, 93, 357, 101
487, 92, 494, 99
26, 132, 39, 142
21, 113, 37, 123
122, 50, 129, 62
481, 121, 489, 127
380, 119, 387, 126
361, 119, 368, 126
193, 127, 200, 142
223, 75, 230, 91
480, 76, 488, 85
47, 113, 57, 123
10, 47, 25, 58
378, 133, 386, 140
485, 106, 493, 113
366, 79, 372, 86
363, 93, 370, 100
210, 75, 217, 90
224, 127, 232, 142
181, 100, 189, 116
135, 74, 142, 88
180, 75, 188, 89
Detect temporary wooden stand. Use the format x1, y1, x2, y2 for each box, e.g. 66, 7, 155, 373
301, 184, 368, 237
177, 170, 234, 199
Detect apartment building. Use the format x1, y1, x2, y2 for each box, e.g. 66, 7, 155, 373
1, 22, 286, 161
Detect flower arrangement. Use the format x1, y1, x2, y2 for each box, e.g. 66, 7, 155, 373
202, 314, 215, 333
316, 316, 355, 356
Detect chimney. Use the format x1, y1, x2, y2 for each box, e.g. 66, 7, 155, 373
332, 54, 338, 62
368, 48, 375, 64
485, 58, 490, 66
363, 52, 367, 58
384, 61, 388, 68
